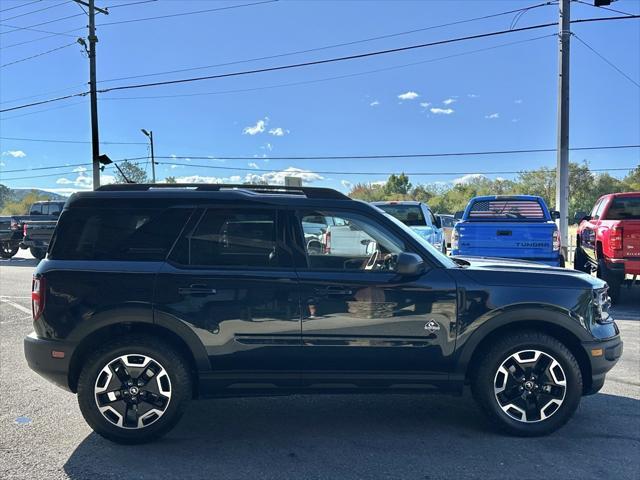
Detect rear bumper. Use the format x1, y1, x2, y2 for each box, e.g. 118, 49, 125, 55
450, 251, 563, 267
21, 238, 48, 249
24, 332, 75, 392
606, 258, 640, 276
581, 334, 623, 395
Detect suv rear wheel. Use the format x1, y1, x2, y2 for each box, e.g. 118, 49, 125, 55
77, 336, 192, 444
597, 259, 623, 303
471, 331, 582, 436
1, 242, 18, 259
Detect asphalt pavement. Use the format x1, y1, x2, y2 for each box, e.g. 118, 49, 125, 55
1, 250, 638, 480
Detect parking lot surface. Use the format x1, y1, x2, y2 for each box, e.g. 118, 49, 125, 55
1, 251, 638, 480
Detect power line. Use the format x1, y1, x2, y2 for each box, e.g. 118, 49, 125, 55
0, 41, 78, 68
96, 1, 556, 84
0, 22, 79, 37
1, 1, 70, 22
2, 14, 639, 113
0, 100, 86, 121
98, 0, 278, 26
574, 0, 636, 16
573, 33, 640, 88
0, 26, 81, 48
0, 12, 84, 35
153, 145, 640, 161
0, 156, 148, 174
101, 35, 556, 101
0, 136, 147, 144
105, 0, 158, 9
0, 0, 42, 15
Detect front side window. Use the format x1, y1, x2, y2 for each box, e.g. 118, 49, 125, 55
175, 209, 280, 268
300, 211, 405, 272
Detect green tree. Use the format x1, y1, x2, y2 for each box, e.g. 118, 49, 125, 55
0, 191, 50, 215
624, 166, 640, 191
384, 173, 412, 196
114, 161, 148, 184
164, 176, 177, 184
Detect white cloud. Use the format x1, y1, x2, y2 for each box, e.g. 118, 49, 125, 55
467, 94, 479, 98
170, 164, 182, 169
261, 143, 273, 151
55, 178, 73, 185
173, 167, 324, 186
341, 180, 352, 189
419, 102, 431, 108
485, 113, 500, 119
430, 108, 454, 115
370, 180, 387, 187
268, 127, 287, 137
369, 100, 380, 107
397, 91, 420, 100
2, 150, 26, 158
72, 166, 87, 173
453, 173, 486, 185
248, 162, 259, 169
243, 118, 267, 135
442, 98, 456, 105
512, 118, 519, 123
514, 99, 523, 104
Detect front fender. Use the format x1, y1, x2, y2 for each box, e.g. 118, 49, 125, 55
452, 304, 593, 379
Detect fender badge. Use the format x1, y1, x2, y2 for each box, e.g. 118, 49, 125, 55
424, 320, 440, 334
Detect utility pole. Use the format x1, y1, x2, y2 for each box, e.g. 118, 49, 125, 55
75, 0, 108, 190
555, 0, 570, 260
141, 129, 156, 183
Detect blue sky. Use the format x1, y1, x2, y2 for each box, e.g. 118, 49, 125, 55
1, 0, 639, 195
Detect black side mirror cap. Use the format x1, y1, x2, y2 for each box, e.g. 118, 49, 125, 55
550, 210, 561, 220
395, 252, 425, 276
574, 211, 590, 224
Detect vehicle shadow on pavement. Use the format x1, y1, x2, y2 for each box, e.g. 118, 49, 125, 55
63, 392, 640, 479
611, 283, 640, 321
0, 257, 39, 268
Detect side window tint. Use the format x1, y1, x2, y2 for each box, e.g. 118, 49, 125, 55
594, 200, 607, 220
30, 204, 42, 215
181, 209, 279, 268
49, 203, 62, 216
591, 200, 602, 219
301, 211, 404, 272
50, 208, 192, 261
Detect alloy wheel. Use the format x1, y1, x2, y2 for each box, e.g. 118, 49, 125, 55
94, 354, 172, 429
493, 349, 567, 423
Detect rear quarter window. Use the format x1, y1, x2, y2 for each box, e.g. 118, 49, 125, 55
49, 208, 193, 261
467, 199, 546, 221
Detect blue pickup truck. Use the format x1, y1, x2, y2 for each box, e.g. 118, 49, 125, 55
451, 195, 565, 267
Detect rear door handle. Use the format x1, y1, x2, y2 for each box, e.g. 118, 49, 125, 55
314, 286, 353, 296
178, 284, 217, 296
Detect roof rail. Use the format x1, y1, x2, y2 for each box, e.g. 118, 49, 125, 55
96, 183, 350, 200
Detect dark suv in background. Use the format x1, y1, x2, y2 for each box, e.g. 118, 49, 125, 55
25, 184, 622, 444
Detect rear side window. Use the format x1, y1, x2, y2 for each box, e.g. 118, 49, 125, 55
467, 199, 545, 221
50, 208, 192, 261
606, 197, 640, 220
30, 204, 43, 215
170, 209, 282, 268
49, 202, 63, 216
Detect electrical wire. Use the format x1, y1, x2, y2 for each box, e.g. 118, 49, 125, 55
0, 27, 82, 48
0, 22, 79, 37
574, 0, 636, 16
0, 0, 42, 15
105, 1, 158, 9
96, 1, 556, 84
1, 1, 70, 22
0, 136, 147, 145
0, 100, 86, 121
0, 91, 89, 114
100, 34, 555, 101
0, 12, 84, 35
573, 33, 640, 88
0, 41, 78, 68
98, 0, 278, 26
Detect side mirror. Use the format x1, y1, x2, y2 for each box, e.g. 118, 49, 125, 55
395, 252, 425, 276
454, 211, 464, 220
574, 211, 590, 224
550, 210, 561, 220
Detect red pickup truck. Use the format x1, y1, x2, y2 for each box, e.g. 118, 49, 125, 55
574, 192, 640, 302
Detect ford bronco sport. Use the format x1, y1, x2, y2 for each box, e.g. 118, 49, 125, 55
24, 184, 622, 444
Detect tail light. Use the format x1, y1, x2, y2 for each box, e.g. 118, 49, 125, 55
32, 275, 46, 321
451, 229, 459, 251
552, 230, 561, 251
610, 226, 623, 251
323, 230, 331, 254
23, 223, 28, 237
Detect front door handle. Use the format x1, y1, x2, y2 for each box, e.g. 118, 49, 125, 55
178, 284, 217, 296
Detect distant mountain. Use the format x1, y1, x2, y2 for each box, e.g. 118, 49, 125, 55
6, 188, 67, 201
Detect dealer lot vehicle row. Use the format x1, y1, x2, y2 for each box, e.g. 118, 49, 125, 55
23, 184, 623, 444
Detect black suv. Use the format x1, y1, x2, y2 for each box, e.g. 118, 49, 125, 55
24, 184, 622, 444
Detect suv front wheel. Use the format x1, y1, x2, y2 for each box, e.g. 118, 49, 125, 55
471, 331, 582, 436
77, 336, 192, 444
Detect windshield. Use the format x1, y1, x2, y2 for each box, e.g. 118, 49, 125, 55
382, 212, 457, 268
607, 197, 640, 220
376, 204, 426, 226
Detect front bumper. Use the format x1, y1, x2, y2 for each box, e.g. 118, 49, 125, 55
24, 332, 75, 392
581, 334, 623, 395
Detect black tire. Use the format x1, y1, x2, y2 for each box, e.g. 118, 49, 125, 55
573, 244, 591, 273
441, 242, 447, 256
558, 255, 565, 268
471, 331, 582, 437
77, 336, 192, 444
29, 247, 46, 260
597, 259, 623, 304
0, 242, 18, 259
